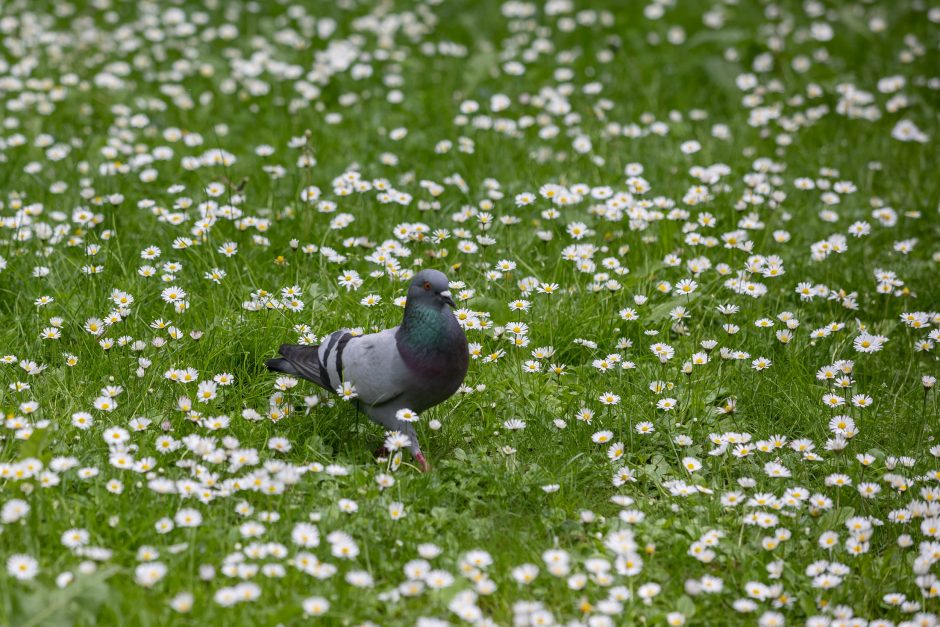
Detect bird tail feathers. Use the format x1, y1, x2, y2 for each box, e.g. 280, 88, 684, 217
266, 344, 330, 390
265, 357, 297, 375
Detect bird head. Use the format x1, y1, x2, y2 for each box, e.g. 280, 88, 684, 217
408, 269, 455, 308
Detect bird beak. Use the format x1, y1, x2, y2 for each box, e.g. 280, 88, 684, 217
439, 290, 455, 308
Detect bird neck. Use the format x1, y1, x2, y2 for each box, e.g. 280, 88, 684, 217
399, 302, 451, 351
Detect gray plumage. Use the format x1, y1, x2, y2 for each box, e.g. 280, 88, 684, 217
266, 269, 469, 470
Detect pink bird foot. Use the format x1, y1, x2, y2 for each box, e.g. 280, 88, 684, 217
414, 452, 431, 473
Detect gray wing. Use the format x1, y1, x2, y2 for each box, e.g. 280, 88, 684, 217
322, 327, 413, 407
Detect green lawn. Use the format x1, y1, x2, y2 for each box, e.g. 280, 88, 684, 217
0, 0, 938, 625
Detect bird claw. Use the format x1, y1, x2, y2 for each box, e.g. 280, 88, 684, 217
414, 452, 431, 473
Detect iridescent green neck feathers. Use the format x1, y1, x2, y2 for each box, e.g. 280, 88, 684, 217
400, 303, 449, 350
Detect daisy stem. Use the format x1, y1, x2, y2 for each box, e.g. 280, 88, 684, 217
917, 391, 928, 453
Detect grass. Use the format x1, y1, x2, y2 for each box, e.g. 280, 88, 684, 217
0, 0, 938, 625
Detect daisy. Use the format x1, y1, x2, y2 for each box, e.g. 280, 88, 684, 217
682, 457, 702, 473
656, 398, 678, 411
7, 555, 39, 580
598, 392, 620, 405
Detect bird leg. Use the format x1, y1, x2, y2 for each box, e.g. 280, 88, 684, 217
414, 452, 431, 473
355, 404, 362, 452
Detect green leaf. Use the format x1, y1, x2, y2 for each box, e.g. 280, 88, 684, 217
676, 594, 697, 617
647, 294, 698, 324
12, 566, 119, 627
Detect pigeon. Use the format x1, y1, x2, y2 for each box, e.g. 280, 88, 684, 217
266, 269, 469, 471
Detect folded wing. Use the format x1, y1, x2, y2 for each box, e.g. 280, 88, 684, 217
338, 328, 412, 406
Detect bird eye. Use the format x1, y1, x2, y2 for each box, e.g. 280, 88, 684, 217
423, 281, 431, 291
